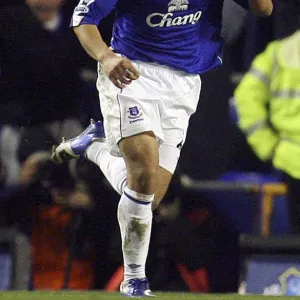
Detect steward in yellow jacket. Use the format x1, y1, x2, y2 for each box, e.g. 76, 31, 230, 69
234, 30, 300, 233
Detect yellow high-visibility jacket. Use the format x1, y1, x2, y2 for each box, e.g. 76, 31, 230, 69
234, 30, 300, 179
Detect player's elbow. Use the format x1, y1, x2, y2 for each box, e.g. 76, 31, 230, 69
249, 0, 273, 16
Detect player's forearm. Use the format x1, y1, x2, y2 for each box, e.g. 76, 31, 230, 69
73, 24, 115, 62
249, 0, 273, 16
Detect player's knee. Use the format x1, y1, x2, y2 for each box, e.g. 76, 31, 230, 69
129, 164, 157, 194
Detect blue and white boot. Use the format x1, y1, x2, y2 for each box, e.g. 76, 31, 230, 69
120, 278, 155, 297
51, 119, 105, 164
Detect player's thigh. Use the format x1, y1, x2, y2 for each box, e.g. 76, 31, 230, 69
154, 77, 201, 205
119, 131, 159, 170
159, 74, 201, 172
97, 65, 164, 158
158, 110, 189, 180
153, 166, 173, 209
119, 131, 159, 194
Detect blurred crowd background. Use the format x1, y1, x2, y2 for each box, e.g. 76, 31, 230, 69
0, 0, 300, 294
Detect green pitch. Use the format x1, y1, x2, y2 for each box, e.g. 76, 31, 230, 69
0, 291, 298, 300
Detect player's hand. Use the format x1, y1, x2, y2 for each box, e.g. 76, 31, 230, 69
102, 55, 140, 89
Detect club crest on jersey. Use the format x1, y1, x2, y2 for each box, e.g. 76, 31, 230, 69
168, 0, 189, 12
146, 0, 202, 28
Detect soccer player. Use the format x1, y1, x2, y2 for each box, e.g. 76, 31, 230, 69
52, 0, 272, 296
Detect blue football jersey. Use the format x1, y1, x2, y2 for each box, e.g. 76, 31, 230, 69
71, 0, 248, 74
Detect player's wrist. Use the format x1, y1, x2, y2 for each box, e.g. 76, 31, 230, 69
97, 49, 116, 63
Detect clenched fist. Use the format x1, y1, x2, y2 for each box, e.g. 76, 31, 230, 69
102, 55, 140, 89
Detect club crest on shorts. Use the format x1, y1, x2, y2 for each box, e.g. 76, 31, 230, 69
127, 106, 144, 124
127, 106, 143, 119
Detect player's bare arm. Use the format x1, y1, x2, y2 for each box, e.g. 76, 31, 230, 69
73, 24, 139, 89
249, 0, 273, 16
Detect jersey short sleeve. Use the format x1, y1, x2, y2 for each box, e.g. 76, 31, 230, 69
71, 0, 118, 27
232, 0, 249, 10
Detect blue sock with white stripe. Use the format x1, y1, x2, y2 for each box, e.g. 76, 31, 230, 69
118, 186, 154, 282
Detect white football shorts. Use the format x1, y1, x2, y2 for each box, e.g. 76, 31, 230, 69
97, 60, 201, 174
